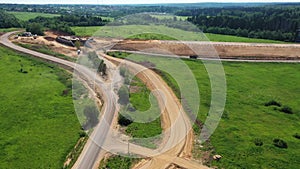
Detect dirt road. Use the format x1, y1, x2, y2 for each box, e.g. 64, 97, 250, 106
111, 40, 300, 59
103, 54, 208, 169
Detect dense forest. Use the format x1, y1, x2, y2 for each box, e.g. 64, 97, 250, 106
177, 6, 300, 42
1, 3, 300, 41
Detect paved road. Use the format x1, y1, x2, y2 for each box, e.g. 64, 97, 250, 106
0, 31, 116, 169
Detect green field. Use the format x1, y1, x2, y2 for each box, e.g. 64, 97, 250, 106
109, 52, 300, 168
0, 46, 81, 168
8, 11, 60, 21
0, 28, 22, 33
71, 25, 284, 43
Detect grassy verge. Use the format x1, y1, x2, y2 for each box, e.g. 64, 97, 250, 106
99, 155, 139, 169
0, 45, 82, 168
0, 28, 22, 33
17, 43, 76, 62
117, 69, 162, 149
109, 51, 300, 168
8, 11, 60, 21
72, 25, 285, 43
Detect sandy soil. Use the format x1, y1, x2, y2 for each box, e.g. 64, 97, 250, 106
111, 40, 300, 59
10, 31, 79, 57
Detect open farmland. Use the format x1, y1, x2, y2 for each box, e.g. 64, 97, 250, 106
109, 52, 300, 168
71, 25, 284, 43
0, 46, 81, 168
7, 11, 60, 21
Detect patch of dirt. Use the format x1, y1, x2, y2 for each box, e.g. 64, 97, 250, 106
129, 86, 141, 93
11, 31, 79, 58
111, 39, 300, 59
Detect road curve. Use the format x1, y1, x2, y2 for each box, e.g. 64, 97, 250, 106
0, 31, 116, 169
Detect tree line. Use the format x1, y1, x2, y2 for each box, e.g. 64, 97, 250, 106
177, 6, 300, 42
0, 10, 109, 35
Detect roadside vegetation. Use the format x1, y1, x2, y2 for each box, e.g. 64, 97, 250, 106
17, 43, 76, 62
117, 67, 162, 149
109, 52, 300, 168
0, 45, 82, 168
99, 155, 139, 169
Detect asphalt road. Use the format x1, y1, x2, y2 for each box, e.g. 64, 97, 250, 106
0, 32, 116, 169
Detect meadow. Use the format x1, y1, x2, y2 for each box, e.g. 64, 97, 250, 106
0, 46, 81, 168
109, 52, 300, 168
71, 25, 284, 43
8, 11, 60, 21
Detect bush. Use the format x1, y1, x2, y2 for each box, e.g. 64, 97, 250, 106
293, 133, 300, 139
273, 138, 288, 148
264, 100, 281, 107
118, 113, 133, 126
118, 85, 129, 105
254, 138, 263, 146
280, 106, 293, 114
83, 106, 99, 130
79, 131, 86, 138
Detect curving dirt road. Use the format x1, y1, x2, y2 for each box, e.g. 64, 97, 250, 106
7, 31, 300, 169
1, 31, 208, 169
0, 32, 117, 169
102, 54, 208, 169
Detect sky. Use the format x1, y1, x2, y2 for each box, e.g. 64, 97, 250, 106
1, 0, 300, 5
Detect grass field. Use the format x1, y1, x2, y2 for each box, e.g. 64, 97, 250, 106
109, 52, 300, 168
71, 25, 285, 43
0, 28, 22, 33
8, 11, 60, 21
0, 45, 81, 168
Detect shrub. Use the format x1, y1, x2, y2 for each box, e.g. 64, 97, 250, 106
254, 138, 263, 146
273, 138, 288, 148
79, 131, 86, 138
83, 106, 99, 130
280, 106, 293, 114
118, 85, 129, 105
293, 133, 300, 139
118, 114, 133, 126
264, 100, 281, 107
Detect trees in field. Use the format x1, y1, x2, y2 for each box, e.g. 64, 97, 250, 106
25, 23, 44, 35
0, 10, 22, 28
